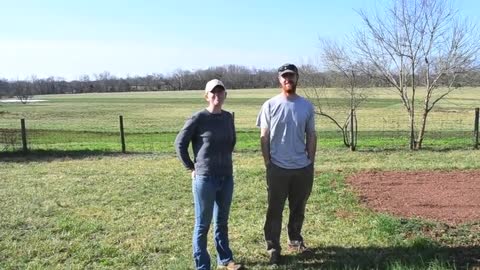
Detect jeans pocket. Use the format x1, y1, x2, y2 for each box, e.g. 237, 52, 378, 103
194, 175, 209, 182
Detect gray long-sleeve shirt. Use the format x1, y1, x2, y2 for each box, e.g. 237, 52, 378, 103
174, 109, 236, 176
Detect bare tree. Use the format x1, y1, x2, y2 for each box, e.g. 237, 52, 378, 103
12, 80, 34, 104
303, 41, 370, 150
355, 0, 480, 149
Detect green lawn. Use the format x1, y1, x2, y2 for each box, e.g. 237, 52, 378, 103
1, 151, 479, 269
1, 87, 479, 152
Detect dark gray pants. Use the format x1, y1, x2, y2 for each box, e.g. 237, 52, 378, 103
264, 162, 314, 252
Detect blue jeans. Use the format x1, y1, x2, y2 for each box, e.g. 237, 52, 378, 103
192, 175, 234, 270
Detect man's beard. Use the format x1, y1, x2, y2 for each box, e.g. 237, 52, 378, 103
283, 84, 296, 93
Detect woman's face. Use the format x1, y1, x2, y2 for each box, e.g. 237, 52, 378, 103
205, 86, 226, 107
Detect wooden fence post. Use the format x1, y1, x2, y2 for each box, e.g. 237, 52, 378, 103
350, 109, 355, 151
21, 118, 28, 154
475, 108, 479, 150
119, 115, 126, 153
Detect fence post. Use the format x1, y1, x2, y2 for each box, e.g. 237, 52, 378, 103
475, 108, 479, 150
20, 118, 28, 154
350, 109, 355, 151
119, 115, 126, 153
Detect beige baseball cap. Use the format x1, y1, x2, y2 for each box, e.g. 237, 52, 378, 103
204, 79, 226, 94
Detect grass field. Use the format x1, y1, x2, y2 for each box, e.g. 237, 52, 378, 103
1, 88, 480, 269
0, 87, 479, 152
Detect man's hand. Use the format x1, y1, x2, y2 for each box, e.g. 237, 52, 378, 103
306, 131, 317, 166
260, 128, 271, 169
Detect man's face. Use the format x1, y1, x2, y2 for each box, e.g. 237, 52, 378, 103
279, 72, 297, 93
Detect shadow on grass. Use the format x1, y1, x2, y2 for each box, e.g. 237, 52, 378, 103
355, 145, 478, 153
246, 245, 480, 269
0, 149, 167, 163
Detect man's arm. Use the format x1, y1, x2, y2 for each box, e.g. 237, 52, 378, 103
260, 128, 271, 166
306, 130, 317, 165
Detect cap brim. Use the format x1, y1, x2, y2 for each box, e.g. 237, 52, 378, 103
279, 70, 296, 75
205, 84, 226, 93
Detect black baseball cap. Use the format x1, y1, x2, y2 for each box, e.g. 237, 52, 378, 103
278, 63, 298, 75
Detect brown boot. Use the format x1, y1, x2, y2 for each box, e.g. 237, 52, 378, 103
287, 240, 313, 254
217, 261, 244, 270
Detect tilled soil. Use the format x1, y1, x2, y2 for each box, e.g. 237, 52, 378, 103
347, 170, 480, 225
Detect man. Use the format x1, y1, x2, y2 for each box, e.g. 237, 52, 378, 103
256, 63, 317, 265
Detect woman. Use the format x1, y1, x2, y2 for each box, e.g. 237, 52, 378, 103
174, 79, 242, 270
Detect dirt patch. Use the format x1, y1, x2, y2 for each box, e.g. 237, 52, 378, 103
347, 171, 480, 225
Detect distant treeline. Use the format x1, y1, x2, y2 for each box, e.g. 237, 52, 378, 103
1, 64, 480, 98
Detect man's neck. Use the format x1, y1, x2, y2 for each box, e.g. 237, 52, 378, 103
281, 90, 298, 99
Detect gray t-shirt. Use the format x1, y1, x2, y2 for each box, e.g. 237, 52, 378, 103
175, 109, 236, 176
256, 94, 315, 169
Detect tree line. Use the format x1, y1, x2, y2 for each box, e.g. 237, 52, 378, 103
2, 64, 480, 99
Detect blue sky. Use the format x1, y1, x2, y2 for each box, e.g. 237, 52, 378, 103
1, 0, 479, 81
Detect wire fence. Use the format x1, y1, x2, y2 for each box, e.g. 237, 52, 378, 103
1, 109, 479, 154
